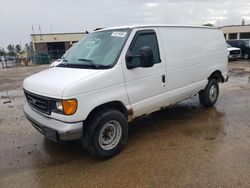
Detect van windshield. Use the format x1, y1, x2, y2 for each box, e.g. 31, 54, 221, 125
57, 29, 130, 69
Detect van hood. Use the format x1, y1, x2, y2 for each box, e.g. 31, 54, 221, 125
23, 67, 101, 98
227, 47, 241, 51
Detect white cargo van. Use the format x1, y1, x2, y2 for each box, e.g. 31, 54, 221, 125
23, 25, 228, 159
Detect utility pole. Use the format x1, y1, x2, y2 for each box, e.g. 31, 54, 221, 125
39, 24, 42, 40
32, 24, 36, 65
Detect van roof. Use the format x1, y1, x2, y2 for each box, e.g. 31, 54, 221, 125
100, 24, 218, 31
227, 39, 250, 41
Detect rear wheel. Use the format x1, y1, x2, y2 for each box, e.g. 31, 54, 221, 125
82, 109, 128, 160
199, 79, 219, 107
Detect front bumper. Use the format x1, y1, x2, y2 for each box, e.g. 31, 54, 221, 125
228, 54, 241, 59
24, 103, 82, 141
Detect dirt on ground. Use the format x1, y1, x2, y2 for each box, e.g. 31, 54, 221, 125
0, 61, 250, 188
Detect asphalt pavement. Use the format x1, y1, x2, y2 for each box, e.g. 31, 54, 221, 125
0, 61, 250, 188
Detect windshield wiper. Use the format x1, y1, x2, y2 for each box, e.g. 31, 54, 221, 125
76, 59, 108, 69
77, 58, 93, 62
57, 58, 112, 69
72, 62, 112, 69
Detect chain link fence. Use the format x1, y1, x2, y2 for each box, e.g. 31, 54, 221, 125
1, 49, 66, 68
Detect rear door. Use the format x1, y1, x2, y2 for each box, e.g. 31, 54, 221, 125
121, 28, 167, 117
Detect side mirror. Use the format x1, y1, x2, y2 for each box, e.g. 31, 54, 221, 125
139, 46, 154, 68
126, 46, 154, 69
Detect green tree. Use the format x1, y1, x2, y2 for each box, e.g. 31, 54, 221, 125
7, 44, 14, 52
0, 48, 6, 56
7, 44, 15, 56
15, 44, 21, 53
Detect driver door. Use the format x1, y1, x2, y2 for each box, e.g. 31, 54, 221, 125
122, 28, 167, 117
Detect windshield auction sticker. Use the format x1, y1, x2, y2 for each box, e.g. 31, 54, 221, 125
111, 32, 127, 37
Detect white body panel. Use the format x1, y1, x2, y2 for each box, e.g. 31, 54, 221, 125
121, 28, 167, 117
23, 25, 228, 140
157, 27, 228, 108
23, 67, 101, 98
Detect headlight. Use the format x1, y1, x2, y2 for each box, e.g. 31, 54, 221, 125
62, 99, 77, 115
52, 99, 77, 115
55, 101, 63, 111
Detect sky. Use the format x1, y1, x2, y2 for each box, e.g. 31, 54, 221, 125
1, 0, 250, 50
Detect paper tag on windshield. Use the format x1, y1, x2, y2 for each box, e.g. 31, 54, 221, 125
111, 32, 127, 37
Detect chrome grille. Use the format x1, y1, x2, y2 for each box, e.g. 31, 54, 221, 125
24, 91, 50, 115
230, 50, 241, 55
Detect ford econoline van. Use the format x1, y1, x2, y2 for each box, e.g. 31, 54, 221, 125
23, 25, 228, 159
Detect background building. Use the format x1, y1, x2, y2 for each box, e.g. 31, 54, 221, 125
31, 32, 86, 60
220, 21, 250, 40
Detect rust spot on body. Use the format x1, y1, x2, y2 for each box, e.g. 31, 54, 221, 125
127, 108, 134, 123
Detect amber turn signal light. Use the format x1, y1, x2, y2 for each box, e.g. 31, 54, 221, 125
62, 99, 77, 115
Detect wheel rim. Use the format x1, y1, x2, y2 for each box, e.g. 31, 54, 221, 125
98, 120, 122, 150
209, 85, 217, 103
244, 54, 249, 59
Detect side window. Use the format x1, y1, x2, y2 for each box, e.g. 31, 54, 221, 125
129, 31, 161, 66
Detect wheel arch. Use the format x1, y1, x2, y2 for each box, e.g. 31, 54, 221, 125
85, 101, 129, 124
208, 70, 224, 83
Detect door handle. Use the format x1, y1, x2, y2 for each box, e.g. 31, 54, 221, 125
162, 75, 166, 83
162, 75, 166, 87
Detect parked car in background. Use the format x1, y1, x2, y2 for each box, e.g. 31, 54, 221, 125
227, 39, 250, 59
6, 56, 16, 62
227, 43, 241, 60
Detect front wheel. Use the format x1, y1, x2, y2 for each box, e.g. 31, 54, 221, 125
243, 54, 249, 59
82, 109, 128, 160
199, 79, 219, 107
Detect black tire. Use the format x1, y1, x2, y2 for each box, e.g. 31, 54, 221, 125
243, 54, 249, 59
82, 109, 128, 160
199, 79, 219, 107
